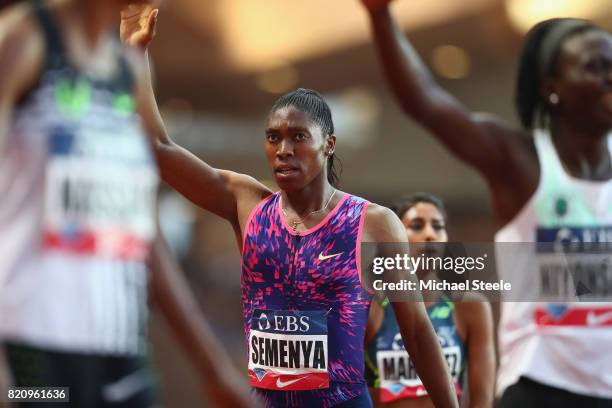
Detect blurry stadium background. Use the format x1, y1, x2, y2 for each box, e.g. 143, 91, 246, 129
2, 0, 612, 406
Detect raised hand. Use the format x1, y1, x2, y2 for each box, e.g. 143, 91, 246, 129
120, 2, 159, 49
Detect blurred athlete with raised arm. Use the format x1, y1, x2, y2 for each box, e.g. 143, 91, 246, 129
0, 1, 251, 406
125, 5, 458, 407
360, 0, 612, 406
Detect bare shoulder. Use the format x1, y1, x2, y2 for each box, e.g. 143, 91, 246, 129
363, 203, 405, 243
0, 3, 45, 148
473, 112, 540, 221
0, 3, 44, 91
224, 170, 273, 231
364, 203, 396, 230
453, 295, 492, 329
473, 112, 535, 156
0, 3, 43, 58
0, 1, 35, 31
473, 112, 537, 170
224, 170, 273, 202
454, 298, 491, 314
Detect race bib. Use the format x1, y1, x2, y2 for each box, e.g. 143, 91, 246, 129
534, 226, 612, 327
248, 310, 329, 391
377, 344, 461, 402
43, 125, 157, 261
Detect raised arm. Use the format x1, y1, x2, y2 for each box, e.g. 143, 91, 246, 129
364, 205, 458, 408
360, 0, 526, 178
121, 5, 271, 235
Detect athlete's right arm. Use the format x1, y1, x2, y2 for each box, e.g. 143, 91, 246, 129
122, 5, 271, 233
360, 0, 526, 180
135, 57, 271, 228
364, 205, 459, 408
0, 5, 44, 153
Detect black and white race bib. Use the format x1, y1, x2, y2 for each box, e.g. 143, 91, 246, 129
248, 309, 329, 391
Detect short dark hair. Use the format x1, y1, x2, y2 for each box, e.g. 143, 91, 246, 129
515, 18, 600, 129
393, 192, 448, 222
270, 88, 341, 187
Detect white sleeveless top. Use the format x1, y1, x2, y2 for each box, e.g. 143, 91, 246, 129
495, 129, 612, 398
0, 5, 158, 356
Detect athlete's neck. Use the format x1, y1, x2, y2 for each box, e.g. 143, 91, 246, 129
282, 176, 337, 218
550, 120, 611, 180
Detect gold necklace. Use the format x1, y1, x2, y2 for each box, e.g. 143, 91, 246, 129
282, 189, 337, 232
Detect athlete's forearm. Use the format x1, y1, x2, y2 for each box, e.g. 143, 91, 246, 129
468, 395, 493, 408
140, 52, 173, 148
149, 236, 257, 408
413, 317, 458, 407
394, 303, 458, 408
120, 4, 171, 148
465, 303, 496, 408
467, 355, 495, 408
366, 6, 440, 120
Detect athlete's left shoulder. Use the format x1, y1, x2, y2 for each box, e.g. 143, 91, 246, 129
364, 201, 397, 221
453, 292, 491, 314
361, 202, 406, 243
453, 294, 493, 333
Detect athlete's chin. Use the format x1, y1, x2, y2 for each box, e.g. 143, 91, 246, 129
274, 174, 305, 191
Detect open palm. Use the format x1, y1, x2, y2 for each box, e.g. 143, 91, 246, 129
120, 3, 159, 49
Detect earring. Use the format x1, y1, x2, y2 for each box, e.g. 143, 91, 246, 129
549, 93, 559, 105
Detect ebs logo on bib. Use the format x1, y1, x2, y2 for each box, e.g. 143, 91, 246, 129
248, 309, 329, 391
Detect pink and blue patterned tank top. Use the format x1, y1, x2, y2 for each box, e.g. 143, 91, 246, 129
241, 192, 371, 407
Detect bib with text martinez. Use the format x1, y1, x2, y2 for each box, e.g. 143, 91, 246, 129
376, 337, 462, 402
248, 310, 329, 391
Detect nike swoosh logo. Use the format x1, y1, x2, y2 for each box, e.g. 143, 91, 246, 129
318, 252, 342, 261
276, 377, 305, 388
586, 310, 612, 326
